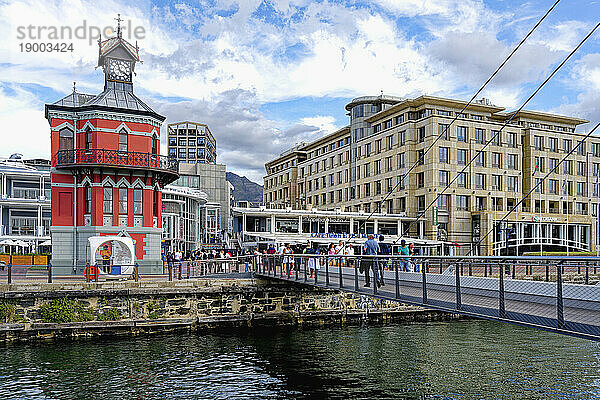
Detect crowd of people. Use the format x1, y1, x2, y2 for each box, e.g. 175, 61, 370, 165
249, 235, 419, 287
161, 237, 419, 282
162, 248, 234, 268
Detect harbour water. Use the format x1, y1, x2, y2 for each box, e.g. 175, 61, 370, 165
1, 320, 599, 399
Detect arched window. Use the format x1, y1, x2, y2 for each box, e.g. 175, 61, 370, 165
152, 134, 157, 154
103, 185, 113, 214
84, 184, 91, 214
85, 127, 93, 150
58, 127, 74, 151
118, 185, 128, 214
118, 128, 128, 152
134, 187, 143, 215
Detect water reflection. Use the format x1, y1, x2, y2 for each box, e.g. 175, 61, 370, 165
1, 320, 599, 399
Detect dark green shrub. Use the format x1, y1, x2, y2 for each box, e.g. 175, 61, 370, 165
98, 308, 122, 321
40, 298, 94, 323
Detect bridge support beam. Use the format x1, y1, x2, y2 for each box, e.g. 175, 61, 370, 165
422, 262, 427, 304
455, 261, 461, 311
557, 264, 564, 329
499, 263, 506, 319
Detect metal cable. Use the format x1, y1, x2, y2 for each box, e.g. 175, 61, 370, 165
471, 121, 600, 255
341, 0, 563, 249
409, 20, 600, 250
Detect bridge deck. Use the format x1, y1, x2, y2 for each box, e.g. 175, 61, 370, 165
256, 263, 600, 341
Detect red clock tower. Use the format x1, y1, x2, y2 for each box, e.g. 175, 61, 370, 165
45, 20, 178, 274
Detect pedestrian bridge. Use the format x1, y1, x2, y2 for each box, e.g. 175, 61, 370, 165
254, 255, 600, 341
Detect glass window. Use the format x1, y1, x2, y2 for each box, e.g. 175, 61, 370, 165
475, 151, 486, 167
188, 148, 196, 159
397, 153, 405, 169
508, 154, 517, 170
492, 152, 501, 168
103, 186, 112, 214
457, 126, 468, 142
438, 124, 449, 140
168, 137, 177, 146
418, 127, 425, 142
134, 188, 143, 215
492, 175, 502, 190
475, 173, 486, 189
386, 135, 394, 150
438, 194, 449, 210
457, 195, 468, 210
457, 172, 468, 188
118, 129, 128, 152
439, 170, 449, 187
439, 147, 449, 163
85, 127, 92, 150
508, 132, 517, 148
58, 128, 74, 151
84, 185, 91, 214
118, 187, 127, 214
508, 176, 518, 192
152, 135, 158, 154
475, 128, 485, 144
399, 131, 406, 146
457, 149, 467, 165
491, 130, 501, 146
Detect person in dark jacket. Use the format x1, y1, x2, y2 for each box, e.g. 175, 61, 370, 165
378, 235, 390, 287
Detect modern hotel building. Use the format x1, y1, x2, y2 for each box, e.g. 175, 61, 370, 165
263, 95, 594, 255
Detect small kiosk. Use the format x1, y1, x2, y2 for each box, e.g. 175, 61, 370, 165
87, 236, 136, 279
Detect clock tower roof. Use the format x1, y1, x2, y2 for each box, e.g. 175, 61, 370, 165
96, 13, 139, 68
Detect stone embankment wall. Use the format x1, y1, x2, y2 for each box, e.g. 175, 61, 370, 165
0, 278, 457, 343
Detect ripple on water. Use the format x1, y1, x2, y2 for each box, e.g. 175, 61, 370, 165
0, 320, 599, 399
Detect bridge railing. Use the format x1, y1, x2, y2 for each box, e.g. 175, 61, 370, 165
0, 256, 258, 284
253, 254, 600, 341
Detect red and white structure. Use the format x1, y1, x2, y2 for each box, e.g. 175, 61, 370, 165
45, 21, 178, 274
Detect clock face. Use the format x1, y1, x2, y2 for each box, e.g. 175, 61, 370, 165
108, 59, 131, 82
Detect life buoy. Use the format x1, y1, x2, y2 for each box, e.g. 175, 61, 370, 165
84, 265, 98, 281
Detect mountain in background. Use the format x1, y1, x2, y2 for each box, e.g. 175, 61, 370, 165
226, 172, 263, 204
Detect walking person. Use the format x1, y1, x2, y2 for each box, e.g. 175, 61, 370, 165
308, 242, 320, 279
363, 234, 380, 287
283, 243, 293, 276
408, 242, 418, 272
267, 244, 276, 273
345, 243, 355, 269
378, 235, 390, 286
398, 239, 410, 272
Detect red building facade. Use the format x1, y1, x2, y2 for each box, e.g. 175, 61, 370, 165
45, 25, 178, 273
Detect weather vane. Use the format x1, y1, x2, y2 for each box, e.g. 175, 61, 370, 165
115, 13, 123, 38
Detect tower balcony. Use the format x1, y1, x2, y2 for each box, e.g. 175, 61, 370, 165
55, 149, 179, 184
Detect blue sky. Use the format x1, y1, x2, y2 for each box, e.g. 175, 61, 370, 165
0, 0, 599, 182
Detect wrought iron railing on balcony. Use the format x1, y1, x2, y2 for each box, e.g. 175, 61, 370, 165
55, 149, 178, 174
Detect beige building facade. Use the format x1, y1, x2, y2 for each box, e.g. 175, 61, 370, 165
264, 95, 595, 255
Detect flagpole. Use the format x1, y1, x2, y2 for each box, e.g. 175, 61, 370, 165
515, 184, 519, 257
567, 192, 570, 257
540, 188, 543, 256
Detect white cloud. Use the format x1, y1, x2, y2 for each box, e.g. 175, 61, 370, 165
0, 0, 596, 182
0, 85, 49, 158
300, 115, 338, 133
